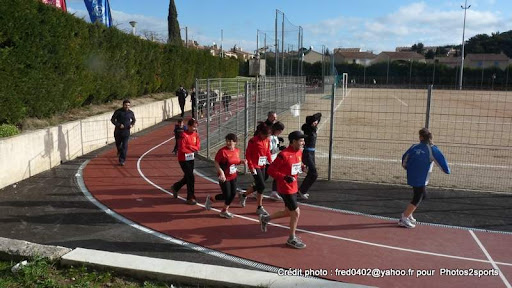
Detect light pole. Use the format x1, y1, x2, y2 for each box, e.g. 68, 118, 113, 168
180, 27, 188, 47
129, 21, 137, 35
459, 0, 471, 90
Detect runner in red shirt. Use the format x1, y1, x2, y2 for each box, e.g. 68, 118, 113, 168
204, 133, 247, 218
171, 118, 200, 205
239, 122, 272, 216
261, 131, 307, 249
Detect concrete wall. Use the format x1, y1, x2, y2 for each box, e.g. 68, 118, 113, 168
0, 97, 190, 190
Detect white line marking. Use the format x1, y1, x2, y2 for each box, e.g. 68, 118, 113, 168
79, 132, 512, 270
470, 230, 511, 288
193, 166, 512, 267
317, 89, 351, 132
393, 95, 409, 107
75, 160, 281, 274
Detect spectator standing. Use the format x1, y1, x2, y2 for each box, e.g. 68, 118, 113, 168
111, 99, 136, 166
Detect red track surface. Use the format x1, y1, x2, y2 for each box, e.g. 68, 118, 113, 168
83, 121, 512, 288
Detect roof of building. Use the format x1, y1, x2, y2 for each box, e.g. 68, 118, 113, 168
379, 51, 424, 60
336, 51, 376, 59
465, 53, 510, 61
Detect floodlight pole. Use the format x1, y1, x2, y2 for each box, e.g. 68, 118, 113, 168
459, 0, 471, 90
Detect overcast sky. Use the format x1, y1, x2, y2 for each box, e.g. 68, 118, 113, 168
66, 0, 512, 54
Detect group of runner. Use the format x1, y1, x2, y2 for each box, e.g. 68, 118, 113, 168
112, 98, 451, 248
170, 111, 320, 249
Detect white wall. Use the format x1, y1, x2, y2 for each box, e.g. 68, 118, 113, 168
0, 97, 190, 190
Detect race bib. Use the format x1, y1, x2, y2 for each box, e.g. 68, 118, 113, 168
185, 153, 195, 161
291, 163, 302, 175
258, 156, 267, 166
229, 164, 237, 174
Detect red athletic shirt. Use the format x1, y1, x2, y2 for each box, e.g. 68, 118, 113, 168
178, 131, 200, 161
245, 136, 272, 170
267, 146, 303, 194
214, 147, 242, 181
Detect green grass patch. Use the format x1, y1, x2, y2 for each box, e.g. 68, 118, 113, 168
0, 258, 194, 288
0, 124, 20, 138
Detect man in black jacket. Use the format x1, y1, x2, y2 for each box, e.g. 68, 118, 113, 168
176, 85, 188, 118
111, 100, 136, 166
298, 112, 321, 199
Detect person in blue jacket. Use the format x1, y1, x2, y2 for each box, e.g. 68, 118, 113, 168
400, 128, 450, 228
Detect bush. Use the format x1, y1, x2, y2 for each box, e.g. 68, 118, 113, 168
0, 0, 238, 125
0, 124, 19, 138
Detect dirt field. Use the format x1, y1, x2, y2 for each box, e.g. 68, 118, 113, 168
276, 87, 512, 193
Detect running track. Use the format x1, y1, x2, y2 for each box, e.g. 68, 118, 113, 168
82, 121, 512, 288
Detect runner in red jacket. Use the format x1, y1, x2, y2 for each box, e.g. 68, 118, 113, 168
204, 133, 247, 219
261, 131, 307, 249
239, 122, 272, 216
171, 118, 200, 205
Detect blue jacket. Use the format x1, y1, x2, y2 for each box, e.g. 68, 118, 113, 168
402, 142, 450, 187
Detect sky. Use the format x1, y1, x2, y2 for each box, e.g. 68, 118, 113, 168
65, 0, 512, 54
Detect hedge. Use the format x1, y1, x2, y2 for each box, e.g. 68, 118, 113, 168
0, 0, 238, 125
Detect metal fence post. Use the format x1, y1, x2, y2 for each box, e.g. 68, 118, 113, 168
206, 79, 211, 159
425, 85, 433, 129
255, 77, 259, 129
328, 83, 336, 180
194, 79, 198, 120
244, 81, 249, 174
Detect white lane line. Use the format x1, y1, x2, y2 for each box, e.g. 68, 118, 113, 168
79, 133, 512, 269
193, 168, 512, 267
75, 159, 281, 274
317, 89, 351, 132
469, 230, 511, 288
393, 95, 409, 106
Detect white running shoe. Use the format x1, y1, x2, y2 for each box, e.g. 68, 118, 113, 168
398, 216, 416, 228
408, 215, 417, 225
298, 192, 309, 200
269, 191, 282, 201
205, 195, 212, 211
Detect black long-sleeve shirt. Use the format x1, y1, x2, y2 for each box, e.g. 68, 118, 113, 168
111, 108, 136, 136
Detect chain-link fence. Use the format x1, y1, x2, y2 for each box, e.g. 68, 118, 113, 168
194, 77, 306, 164
299, 83, 512, 193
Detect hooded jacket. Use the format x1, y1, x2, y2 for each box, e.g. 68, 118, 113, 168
402, 142, 450, 187
301, 113, 322, 149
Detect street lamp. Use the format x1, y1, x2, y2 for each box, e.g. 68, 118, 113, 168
459, 0, 471, 90
129, 21, 137, 35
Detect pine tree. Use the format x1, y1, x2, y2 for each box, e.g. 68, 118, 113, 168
167, 0, 181, 45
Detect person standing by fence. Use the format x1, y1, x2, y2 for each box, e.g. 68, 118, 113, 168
176, 85, 188, 118
111, 99, 136, 166
239, 123, 272, 216
171, 118, 200, 205
268, 121, 286, 201
205, 133, 247, 218
298, 112, 322, 199
260, 131, 307, 249
400, 128, 450, 228
190, 87, 197, 119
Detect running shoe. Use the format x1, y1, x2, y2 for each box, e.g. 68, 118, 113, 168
269, 191, 282, 201
185, 199, 197, 205
239, 194, 247, 207
259, 214, 269, 232
398, 216, 416, 228
286, 237, 306, 249
256, 206, 269, 216
298, 192, 309, 200
205, 195, 212, 210
219, 211, 233, 219
408, 215, 417, 225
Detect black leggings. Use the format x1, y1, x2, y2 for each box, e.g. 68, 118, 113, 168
411, 186, 427, 206
216, 178, 237, 206
251, 167, 266, 194
299, 150, 318, 194
174, 160, 195, 200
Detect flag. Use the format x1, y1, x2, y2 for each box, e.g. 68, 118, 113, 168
41, 0, 67, 12
84, 0, 113, 27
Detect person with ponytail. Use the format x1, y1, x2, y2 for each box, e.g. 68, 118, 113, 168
399, 128, 450, 228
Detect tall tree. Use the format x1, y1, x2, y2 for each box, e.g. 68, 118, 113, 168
167, 0, 181, 45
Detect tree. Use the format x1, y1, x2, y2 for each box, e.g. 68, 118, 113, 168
425, 50, 435, 59
167, 0, 181, 45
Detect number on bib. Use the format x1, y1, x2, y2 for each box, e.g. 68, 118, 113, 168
291, 163, 302, 175
185, 153, 195, 161
229, 164, 237, 174
258, 156, 267, 166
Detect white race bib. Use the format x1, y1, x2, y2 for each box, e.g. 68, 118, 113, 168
258, 156, 267, 166
229, 164, 237, 174
185, 153, 195, 161
291, 163, 302, 175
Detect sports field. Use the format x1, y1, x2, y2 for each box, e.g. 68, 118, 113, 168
277, 87, 512, 193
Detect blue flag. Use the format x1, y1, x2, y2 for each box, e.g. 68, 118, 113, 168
84, 0, 112, 27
